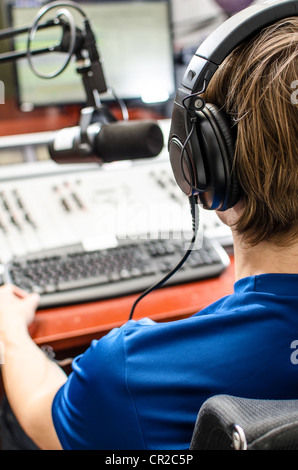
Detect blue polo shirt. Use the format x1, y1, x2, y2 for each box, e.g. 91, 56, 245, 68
52, 274, 298, 450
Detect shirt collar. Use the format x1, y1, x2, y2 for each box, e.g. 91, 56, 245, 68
234, 273, 298, 296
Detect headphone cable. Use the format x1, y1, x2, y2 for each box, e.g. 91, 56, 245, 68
128, 194, 199, 321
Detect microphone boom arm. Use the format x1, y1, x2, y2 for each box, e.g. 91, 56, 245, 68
0, 19, 64, 63
0, 1, 164, 165
0, 5, 107, 107
75, 18, 108, 108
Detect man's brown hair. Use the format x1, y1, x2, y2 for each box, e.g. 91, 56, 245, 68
203, 17, 298, 246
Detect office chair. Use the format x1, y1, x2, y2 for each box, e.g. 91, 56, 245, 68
190, 394, 298, 450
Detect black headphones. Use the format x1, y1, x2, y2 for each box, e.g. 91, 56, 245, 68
168, 0, 298, 211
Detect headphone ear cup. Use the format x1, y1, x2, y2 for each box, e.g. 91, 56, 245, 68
197, 103, 241, 210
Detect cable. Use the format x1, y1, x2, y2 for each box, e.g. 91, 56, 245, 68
128, 81, 208, 320
109, 87, 129, 121
128, 194, 199, 321
128, 83, 208, 320
180, 119, 198, 194
179, 83, 207, 194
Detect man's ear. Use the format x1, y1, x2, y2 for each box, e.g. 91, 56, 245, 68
215, 199, 244, 229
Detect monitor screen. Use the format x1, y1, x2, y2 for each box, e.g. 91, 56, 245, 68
8, 0, 176, 111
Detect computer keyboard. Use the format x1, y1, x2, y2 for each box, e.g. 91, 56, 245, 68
3, 236, 230, 309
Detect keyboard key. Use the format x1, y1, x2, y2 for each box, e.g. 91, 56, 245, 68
58, 274, 109, 292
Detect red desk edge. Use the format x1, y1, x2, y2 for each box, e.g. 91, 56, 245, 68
29, 257, 235, 351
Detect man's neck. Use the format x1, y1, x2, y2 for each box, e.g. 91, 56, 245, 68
232, 235, 298, 281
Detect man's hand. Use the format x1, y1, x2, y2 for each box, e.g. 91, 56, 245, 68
0, 284, 40, 342
0, 283, 66, 449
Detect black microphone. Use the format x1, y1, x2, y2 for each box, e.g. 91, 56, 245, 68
48, 119, 164, 164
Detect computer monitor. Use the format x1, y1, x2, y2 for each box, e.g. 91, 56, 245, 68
7, 0, 176, 112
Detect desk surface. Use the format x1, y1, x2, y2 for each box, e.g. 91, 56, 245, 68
29, 257, 235, 351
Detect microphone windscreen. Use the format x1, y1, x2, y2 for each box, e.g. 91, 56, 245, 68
94, 120, 164, 162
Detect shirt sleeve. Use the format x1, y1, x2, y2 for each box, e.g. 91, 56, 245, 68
51, 323, 146, 450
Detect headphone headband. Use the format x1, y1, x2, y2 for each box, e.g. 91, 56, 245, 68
169, 0, 298, 209
182, 0, 298, 94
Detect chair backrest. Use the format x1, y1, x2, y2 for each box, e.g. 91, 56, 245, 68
190, 394, 298, 450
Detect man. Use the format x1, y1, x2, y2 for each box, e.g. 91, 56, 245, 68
1, 15, 298, 450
